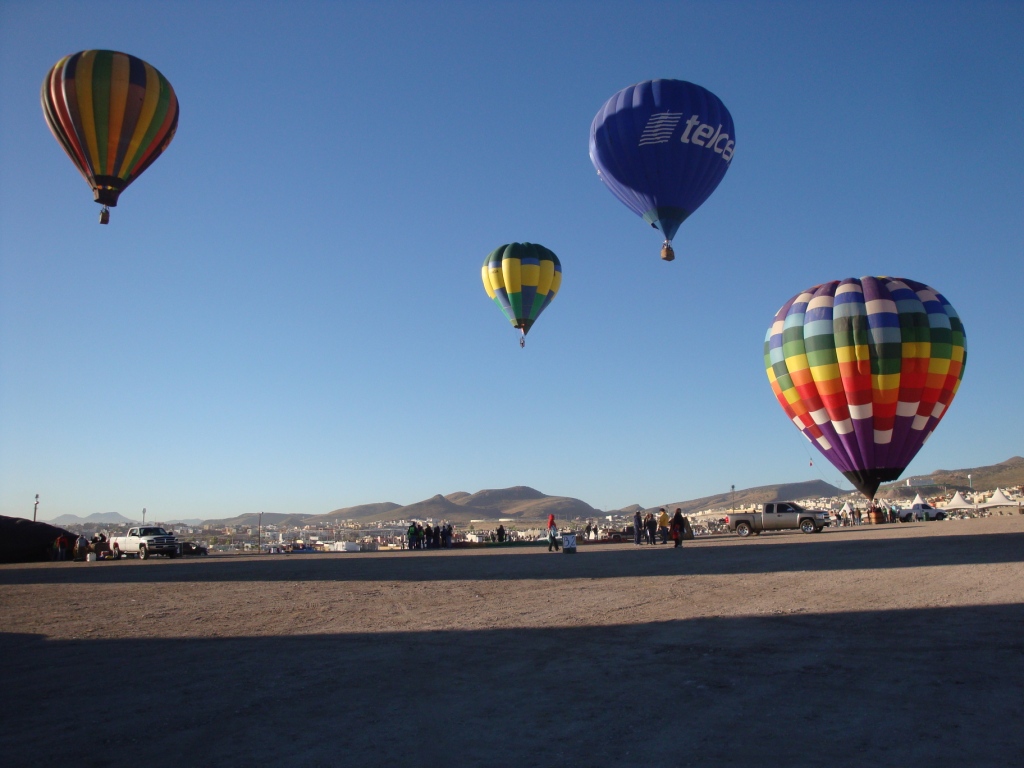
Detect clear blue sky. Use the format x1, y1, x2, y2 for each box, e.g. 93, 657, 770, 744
1, 1, 1021, 521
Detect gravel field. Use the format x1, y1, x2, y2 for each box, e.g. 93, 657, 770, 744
2, 516, 1023, 767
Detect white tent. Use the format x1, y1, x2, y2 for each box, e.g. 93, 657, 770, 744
942, 491, 974, 510
982, 489, 1020, 509
910, 493, 928, 508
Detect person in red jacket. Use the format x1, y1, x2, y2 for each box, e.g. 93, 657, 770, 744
546, 514, 560, 552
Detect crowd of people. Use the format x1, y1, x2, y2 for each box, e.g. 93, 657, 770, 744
52, 532, 113, 561
405, 521, 454, 549
632, 508, 690, 547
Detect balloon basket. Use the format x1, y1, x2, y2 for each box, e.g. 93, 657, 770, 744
99, 207, 110, 225
660, 243, 675, 262
868, 509, 887, 525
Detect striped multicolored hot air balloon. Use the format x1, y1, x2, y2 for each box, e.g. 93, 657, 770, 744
764, 277, 967, 499
41, 50, 179, 223
481, 243, 562, 346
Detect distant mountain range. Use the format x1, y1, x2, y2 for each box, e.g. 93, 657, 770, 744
49, 511, 137, 525
42, 457, 1022, 527
880, 456, 1024, 497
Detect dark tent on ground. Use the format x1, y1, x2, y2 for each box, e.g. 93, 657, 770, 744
0, 515, 77, 563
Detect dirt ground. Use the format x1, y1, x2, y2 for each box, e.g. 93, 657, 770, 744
2, 516, 1023, 767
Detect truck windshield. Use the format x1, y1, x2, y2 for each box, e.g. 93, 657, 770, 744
140, 527, 168, 536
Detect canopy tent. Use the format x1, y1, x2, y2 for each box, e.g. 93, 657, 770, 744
910, 493, 930, 509
942, 491, 974, 510
982, 489, 1020, 509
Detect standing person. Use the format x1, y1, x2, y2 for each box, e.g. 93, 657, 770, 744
546, 514, 560, 552
54, 534, 68, 561
670, 509, 685, 548
657, 508, 670, 544
633, 509, 643, 546
645, 512, 658, 545
584, 522, 592, 540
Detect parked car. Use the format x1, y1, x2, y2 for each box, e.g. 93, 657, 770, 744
898, 503, 946, 522
177, 541, 208, 556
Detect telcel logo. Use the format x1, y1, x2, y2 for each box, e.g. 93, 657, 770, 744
638, 112, 734, 163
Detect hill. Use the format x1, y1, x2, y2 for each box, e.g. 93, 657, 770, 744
200, 512, 313, 529
381, 487, 603, 524
50, 511, 136, 525
391, 494, 491, 522
880, 456, 1024, 498
455, 486, 547, 507
307, 502, 402, 524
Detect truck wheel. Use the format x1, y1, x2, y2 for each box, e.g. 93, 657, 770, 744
139, 546, 149, 560
736, 522, 752, 537
800, 519, 816, 534
814, 526, 823, 533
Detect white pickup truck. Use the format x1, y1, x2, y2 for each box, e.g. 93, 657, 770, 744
109, 527, 179, 559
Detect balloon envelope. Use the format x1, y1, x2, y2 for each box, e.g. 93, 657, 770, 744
589, 79, 734, 245
764, 277, 967, 499
41, 50, 179, 209
481, 243, 562, 336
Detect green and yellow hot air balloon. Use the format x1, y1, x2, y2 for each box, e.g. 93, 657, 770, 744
481, 243, 562, 346
41, 50, 179, 224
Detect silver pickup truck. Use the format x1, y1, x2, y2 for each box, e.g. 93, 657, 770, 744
725, 502, 831, 537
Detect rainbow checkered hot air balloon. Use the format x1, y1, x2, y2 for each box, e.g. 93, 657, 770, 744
41, 50, 179, 224
481, 243, 562, 346
764, 277, 966, 499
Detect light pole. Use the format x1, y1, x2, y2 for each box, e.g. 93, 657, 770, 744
33, 494, 40, 522
142, 507, 146, 526
730, 485, 735, 513
258, 512, 263, 554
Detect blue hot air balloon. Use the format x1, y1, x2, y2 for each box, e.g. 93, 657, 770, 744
589, 79, 735, 261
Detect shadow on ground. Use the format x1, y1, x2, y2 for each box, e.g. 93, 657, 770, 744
2, 604, 1022, 767
3, 531, 1023, 586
